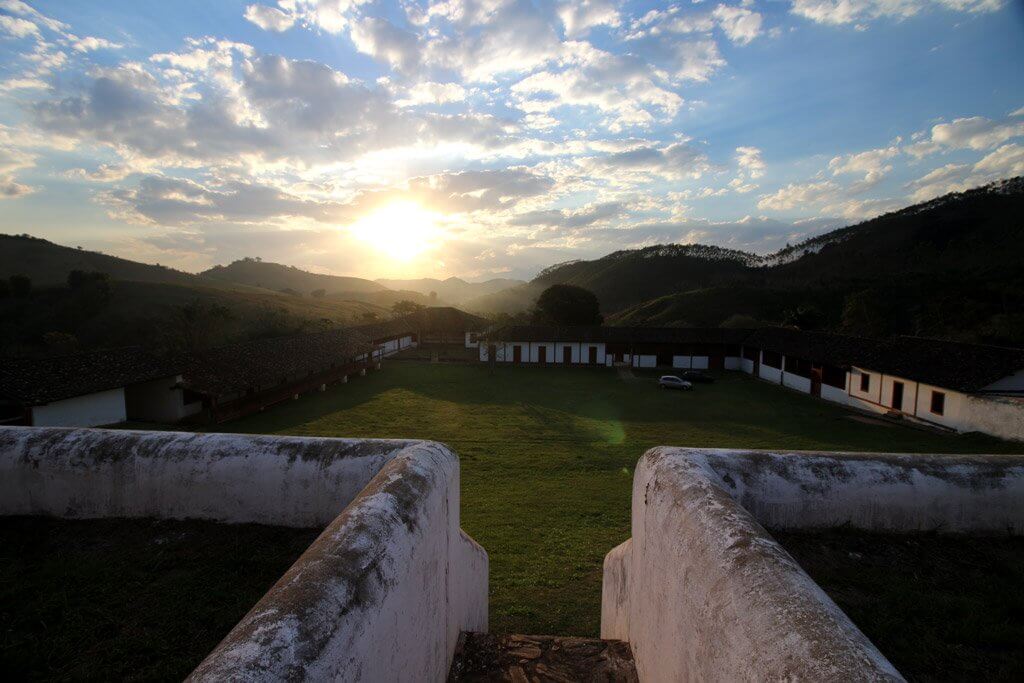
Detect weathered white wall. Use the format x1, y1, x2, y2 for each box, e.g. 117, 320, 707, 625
782, 372, 811, 393
740, 358, 755, 374
603, 447, 1024, 682
758, 364, 781, 383
724, 356, 741, 371
672, 355, 693, 369
0, 427, 488, 681
31, 388, 126, 427
821, 383, 849, 405
632, 354, 656, 368
961, 395, 1024, 442
464, 332, 478, 348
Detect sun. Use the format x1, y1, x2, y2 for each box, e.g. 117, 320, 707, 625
348, 201, 440, 261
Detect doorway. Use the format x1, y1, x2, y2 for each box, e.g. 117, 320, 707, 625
810, 366, 822, 398
538, 346, 547, 364
891, 381, 904, 410
588, 347, 598, 365
513, 346, 522, 363
563, 346, 572, 365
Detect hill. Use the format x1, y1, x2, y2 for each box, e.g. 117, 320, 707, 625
375, 276, 523, 305
0, 234, 201, 288
474, 177, 1024, 345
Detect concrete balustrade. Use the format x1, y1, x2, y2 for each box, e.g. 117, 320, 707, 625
602, 447, 1024, 682
0, 427, 488, 681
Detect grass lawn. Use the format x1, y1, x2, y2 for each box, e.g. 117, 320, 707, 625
773, 529, 1024, 681
0, 517, 319, 681
213, 363, 1024, 637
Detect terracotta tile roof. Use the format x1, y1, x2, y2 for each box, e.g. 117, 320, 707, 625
183, 327, 372, 397
0, 348, 178, 405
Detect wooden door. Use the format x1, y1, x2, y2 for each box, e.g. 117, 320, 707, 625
891, 381, 904, 410
810, 366, 822, 398
709, 355, 724, 370
563, 346, 572, 365
513, 345, 522, 363
588, 347, 598, 365
538, 346, 547, 364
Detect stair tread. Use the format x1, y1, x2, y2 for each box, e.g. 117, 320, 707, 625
448, 632, 638, 682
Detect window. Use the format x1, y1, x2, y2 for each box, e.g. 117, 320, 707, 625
762, 350, 782, 369
784, 356, 811, 378
859, 373, 870, 392
931, 391, 945, 416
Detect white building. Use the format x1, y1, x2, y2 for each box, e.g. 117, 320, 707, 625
0, 348, 187, 427
740, 329, 1024, 442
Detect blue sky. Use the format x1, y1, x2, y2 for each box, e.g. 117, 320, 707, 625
0, 0, 1021, 280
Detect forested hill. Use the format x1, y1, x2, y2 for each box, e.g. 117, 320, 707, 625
0, 234, 199, 288
469, 177, 1024, 346
200, 259, 384, 295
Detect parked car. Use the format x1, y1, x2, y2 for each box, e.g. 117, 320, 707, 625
681, 370, 715, 383
658, 375, 693, 390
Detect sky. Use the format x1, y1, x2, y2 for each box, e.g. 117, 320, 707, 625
0, 0, 1022, 281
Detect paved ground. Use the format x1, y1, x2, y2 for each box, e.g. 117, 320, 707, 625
448, 633, 637, 682
215, 363, 1022, 636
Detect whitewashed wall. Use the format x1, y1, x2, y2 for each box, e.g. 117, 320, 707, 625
0, 427, 489, 681
671, 355, 692, 369
724, 356, 741, 371
740, 358, 755, 374
632, 354, 656, 368
820, 383, 849, 405
31, 388, 126, 427
758, 364, 782, 383
782, 373, 811, 393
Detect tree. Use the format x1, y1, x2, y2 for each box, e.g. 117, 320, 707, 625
360, 311, 379, 323
311, 288, 326, 298
392, 300, 425, 316
9, 274, 31, 298
429, 290, 438, 303
533, 284, 603, 325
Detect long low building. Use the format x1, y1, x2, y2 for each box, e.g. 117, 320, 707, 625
0, 349, 187, 427
483, 325, 1024, 441
182, 327, 376, 423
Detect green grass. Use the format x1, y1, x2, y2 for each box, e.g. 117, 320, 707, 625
773, 529, 1024, 681
213, 364, 1023, 637
0, 517, 319, 681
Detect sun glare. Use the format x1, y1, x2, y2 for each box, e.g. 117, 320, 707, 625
348, 201, 440, 262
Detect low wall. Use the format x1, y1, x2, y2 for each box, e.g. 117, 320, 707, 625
0, 427, 488, 681
602, 447, 1024, 682
962, 395, 1024, 442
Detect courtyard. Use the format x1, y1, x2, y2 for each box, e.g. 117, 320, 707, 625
215, 362, 1024, 637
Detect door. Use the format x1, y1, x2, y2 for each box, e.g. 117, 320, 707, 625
538, 346, 547, 364
709, 355, 724, 370
563, 346, 572, 365
487, 344, 496, 363
513, 345, 522, 363
810, 366, 822, 398
891, 381, 904, 410
588, 347, 598, 365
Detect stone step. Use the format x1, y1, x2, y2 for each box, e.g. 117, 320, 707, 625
447, 632, 638, 683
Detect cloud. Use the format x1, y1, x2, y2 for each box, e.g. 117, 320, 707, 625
828, 144, 899, 184
757, 180, 838, 210
395, 81, 466, 106
244, 4, 296, 32
558, 0, 620, 38
790, 0, 1003, 27
99, 175, 353, 225
930, 115, 1024, 151
0, 0, 69, 32
508, 201, 625, 228
510, 43, 682, 129
0, 143, 37, 199
712, 5, 763, 45
735, 146, 765, 178
580, 141, 711, 181
907, 143, 1024, 201
69, 35, 123, 52
349, 16, 421, 72
0, 14, 40, 38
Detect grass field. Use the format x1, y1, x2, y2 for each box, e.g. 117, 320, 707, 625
216, 363, 1024, 637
